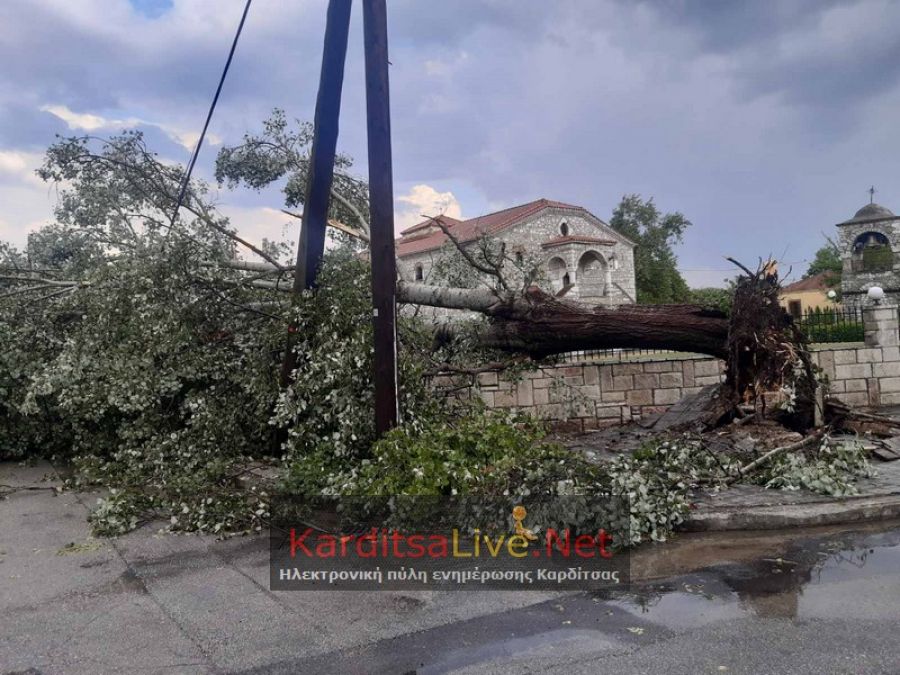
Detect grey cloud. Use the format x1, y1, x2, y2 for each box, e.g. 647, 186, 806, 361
1, 0, 899, 284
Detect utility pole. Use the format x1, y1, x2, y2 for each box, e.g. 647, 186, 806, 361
280, 0, 352, 386
282, 0, 399, 435
363, 0, 400, 433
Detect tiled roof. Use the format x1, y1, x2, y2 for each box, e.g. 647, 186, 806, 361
398, 214, 463, 236
396, 198, 613, 257
781, 271, 837, 293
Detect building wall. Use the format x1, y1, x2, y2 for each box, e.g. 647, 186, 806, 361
461, 343, 896, 430
397, 208, 636, 318
839, 218, 900, 307
467, 355, 725, 431
779, 289, 834, 315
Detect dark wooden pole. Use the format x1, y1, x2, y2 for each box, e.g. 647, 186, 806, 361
363, 0, 399, 433
280, 0, 352, 386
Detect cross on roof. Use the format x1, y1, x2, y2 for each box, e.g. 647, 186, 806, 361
869, 185, 876, 204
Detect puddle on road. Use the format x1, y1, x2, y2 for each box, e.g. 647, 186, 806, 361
607, 520, 900, 624
284, 521, 900, 675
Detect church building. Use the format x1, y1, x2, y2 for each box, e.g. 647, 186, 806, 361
395, 198, 637, 308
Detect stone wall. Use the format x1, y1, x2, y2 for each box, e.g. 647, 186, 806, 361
475, 356, 725, 431
473, 304, 900, 428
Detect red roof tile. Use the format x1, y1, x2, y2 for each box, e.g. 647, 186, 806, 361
781, 271, 838, 293
396, 198, 608, 257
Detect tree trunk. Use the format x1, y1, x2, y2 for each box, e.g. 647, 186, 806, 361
399, 265, 819, 430
398, 282, 730, 359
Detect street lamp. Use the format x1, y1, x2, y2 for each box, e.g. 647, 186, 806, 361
867, 286, 885, 305
827, 289, 837, 300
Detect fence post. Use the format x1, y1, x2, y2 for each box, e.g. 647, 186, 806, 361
863, 303, 899, 347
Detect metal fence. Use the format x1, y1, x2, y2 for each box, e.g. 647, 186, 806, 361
795, 305, 864, 343
556, 306, 866, 364
557, 348, 685, 364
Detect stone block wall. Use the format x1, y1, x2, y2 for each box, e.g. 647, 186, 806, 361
475, 356, 726, 431
472, 304, 900, 428
810, 344, 900, 407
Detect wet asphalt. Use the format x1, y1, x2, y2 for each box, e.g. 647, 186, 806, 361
4, 460, 900, 674
252, 524, 900, 675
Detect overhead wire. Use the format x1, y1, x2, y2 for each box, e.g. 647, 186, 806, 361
169, 0, 253, 227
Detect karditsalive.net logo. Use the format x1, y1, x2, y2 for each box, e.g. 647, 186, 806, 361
270, 501, 630, 591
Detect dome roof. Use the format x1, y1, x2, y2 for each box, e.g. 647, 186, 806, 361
839, 202, 896, 226
852, 203, 895, 220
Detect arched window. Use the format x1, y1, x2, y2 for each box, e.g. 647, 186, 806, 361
577, 250, 608, 298
547, 256, 569, 292
414, 264, 424, 281
851, 232, 894, 273
559, 220, 569, 236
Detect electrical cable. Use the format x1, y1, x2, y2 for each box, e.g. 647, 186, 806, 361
169, 0, 253, 227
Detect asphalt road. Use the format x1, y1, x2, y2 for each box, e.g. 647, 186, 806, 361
3, 460, 900, 674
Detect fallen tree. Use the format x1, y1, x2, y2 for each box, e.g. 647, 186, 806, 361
216, 252, 818, 430
400, 260, 819, 430
23, 124, 828, 433
398, 282, 730, 358
0, 121, 878, 541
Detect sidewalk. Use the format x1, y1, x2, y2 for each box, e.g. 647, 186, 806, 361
684, 461, 900, 531
0, 461, 562, 674
3, 458, 900, 673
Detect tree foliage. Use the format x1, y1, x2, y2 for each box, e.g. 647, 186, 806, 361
609, 194, 691, 304
687, 286, 733, 315
0, 122, 870, 545
0, 128, 510, 536
215, 108, 370, 240
805, 242, 842, 285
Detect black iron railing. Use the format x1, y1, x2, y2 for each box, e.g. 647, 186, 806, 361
795, 306, 864, 343
557, 348, 685, 364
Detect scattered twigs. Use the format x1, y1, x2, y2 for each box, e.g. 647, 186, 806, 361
280, 208, 370, 243
827, 401, 900, 429
202, 260, 294, 274
732, 413, 757, 426
726, 430, 827, 485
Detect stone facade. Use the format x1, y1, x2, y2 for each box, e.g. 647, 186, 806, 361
396, 199, 636, 317
465, 305, 900, 428
838, 202, 900, 306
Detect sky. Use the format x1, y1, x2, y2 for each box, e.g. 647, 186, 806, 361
2, 0, 900, 287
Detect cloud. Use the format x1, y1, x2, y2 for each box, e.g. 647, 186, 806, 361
217, 204, 296, 253
1, 0, 900, 280
0, 183, 54, 249
395, 184, 464, 234
39, 105, 134, 132
0, 150, 45, 187
40, 104, 220, 150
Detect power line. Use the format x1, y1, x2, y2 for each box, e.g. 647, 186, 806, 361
169, 0, 253, 227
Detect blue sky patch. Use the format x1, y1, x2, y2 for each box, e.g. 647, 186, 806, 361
129, 0, 174, 19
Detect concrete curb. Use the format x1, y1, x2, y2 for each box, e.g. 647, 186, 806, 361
681, 493, 900, 532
